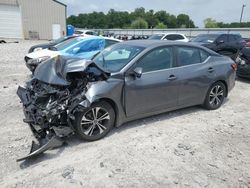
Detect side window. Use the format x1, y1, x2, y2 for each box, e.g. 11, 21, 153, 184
200, 50, 210, 62
177, 47, 202, 66
105, 40, 119, 48
85, 31, 93, 35
165, 34, 184, 40
217, 34, 228, 43
136, 47, 173, 73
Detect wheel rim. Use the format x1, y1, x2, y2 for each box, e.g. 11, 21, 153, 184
209, 85, 224, 107
80, 107, 110, 137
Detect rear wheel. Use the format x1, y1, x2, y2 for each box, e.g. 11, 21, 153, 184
74, 101, 115, 141
203, 82, 226, 110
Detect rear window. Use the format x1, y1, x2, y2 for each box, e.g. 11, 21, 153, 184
177, 47, 210, 66
165, 34, 185, 40
148, 34, 164, 40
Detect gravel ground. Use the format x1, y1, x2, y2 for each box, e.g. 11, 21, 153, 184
0, 40, 250, 188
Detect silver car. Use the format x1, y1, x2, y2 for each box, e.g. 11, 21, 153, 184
17, 40, 236, 160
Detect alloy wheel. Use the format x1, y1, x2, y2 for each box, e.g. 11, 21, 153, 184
209, 85, 224, 107
80, 107, 110, 136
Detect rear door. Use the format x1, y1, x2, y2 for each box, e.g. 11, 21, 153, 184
125, 46, 179, 117
173, 46, 213, 106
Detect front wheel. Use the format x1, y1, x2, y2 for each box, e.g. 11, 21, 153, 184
74, 101, 115, 141
203, 82, 226, 110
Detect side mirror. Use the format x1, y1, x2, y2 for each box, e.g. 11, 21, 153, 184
133, 67, 143, 78
72, 47, 80, 54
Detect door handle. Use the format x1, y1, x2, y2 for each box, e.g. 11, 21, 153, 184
208, 67, 214, 73
168, 75, 177, 81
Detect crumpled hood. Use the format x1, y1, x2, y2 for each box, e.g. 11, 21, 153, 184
34, 55, 109, 86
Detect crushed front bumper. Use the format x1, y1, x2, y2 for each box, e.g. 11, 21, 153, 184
16, 86, 73, 161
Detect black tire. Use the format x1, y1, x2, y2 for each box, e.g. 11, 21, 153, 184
203, 82, 226, 110
74, 101, 115, 141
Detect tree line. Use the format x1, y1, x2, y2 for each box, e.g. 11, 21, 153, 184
204, 18, 250, 28
67, 7, 196, 29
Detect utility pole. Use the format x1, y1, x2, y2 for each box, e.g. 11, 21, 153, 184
240, 4, 246, 23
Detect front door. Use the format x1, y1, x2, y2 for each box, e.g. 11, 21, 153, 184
125, 46, 179, 117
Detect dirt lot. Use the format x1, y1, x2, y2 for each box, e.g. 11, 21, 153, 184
0, 40, 249, 188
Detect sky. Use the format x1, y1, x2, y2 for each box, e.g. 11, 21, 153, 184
60, 0, 250, 27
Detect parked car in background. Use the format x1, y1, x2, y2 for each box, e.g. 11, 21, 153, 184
237, 47, 250, 79
17, 40, 237, 157
191, 33, 246, 60
28, 35, 77, 53
24, 36, 121, 73
244, 39, 250, 47
74, 29, 98, 36
148, 33, 189, 42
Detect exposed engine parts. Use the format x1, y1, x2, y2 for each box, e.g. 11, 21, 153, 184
17, 57, 110, 161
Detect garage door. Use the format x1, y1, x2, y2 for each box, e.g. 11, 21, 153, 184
0, 4, 22, 38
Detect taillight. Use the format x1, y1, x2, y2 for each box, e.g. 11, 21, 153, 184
231, 63, 237, 71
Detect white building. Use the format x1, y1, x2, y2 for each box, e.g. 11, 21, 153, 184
0, 0, 67, 39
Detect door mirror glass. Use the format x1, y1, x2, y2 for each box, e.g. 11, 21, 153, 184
133, 67, 143, 78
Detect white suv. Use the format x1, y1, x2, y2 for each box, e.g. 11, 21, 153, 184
148, 33, 189, 42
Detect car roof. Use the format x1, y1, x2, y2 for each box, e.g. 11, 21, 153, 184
153, 33, 185, 36
121, 40, 198, 48
120, 40, 219, 55
76, 36, 121, 42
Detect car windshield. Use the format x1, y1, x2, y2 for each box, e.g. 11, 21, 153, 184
54, 38, 83, 51
93, 44, 145, 73
52, 36, 67, 44
66, 38, 105, 54
191, 34, 219, 43
148, 34, 164, 40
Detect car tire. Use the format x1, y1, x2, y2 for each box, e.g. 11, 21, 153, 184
203, 82, 226, 110
74, 101, 115, 141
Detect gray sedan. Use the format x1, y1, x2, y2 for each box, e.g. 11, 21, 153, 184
18, 40, 237, 143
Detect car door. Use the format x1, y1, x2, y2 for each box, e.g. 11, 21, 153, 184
173, 46, 212, 106
124, 46, 179, 117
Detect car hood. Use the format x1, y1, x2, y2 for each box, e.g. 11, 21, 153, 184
26, 49, 60, 59
34, 55, 110, 86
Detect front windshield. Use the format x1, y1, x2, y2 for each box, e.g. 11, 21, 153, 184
52, 36, 67, 44
148, 34, 164, 40
191, 34, 219, 43
54, 38, 83, 51
93, 44, 145, 73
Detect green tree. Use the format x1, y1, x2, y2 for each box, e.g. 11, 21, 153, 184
204, 18, 218, 28
145, 9, 159, 28
155, 22, 167, 29
177, 14, 195, 28
131, 18, 148, 29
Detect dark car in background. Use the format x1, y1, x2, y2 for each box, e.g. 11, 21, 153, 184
237, 47, 250, 79
191, 33, 245, 60
28, 35, 77, 53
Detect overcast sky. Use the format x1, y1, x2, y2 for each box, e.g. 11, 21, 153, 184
60, 0, 249, 27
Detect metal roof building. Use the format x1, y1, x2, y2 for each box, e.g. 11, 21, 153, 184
0, 0, 66, 40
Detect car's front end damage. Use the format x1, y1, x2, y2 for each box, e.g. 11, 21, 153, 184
17, 56, 110, 161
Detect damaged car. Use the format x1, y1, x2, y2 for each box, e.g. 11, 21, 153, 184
17, 40, 237, 161
24, 36, 121, 74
